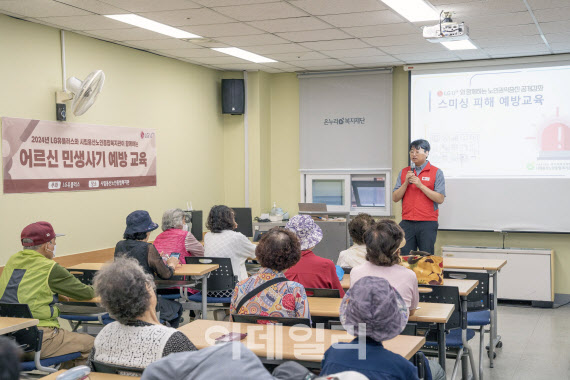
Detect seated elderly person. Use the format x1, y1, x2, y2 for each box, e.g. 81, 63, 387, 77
88, 258, 196, 373
320, 276, 418, 380
285, 215, 345, 297
204, 205, 256, 282
337, 213, 375, 268
0, 336, 22, 380
0, 222, 95, 367
153, 208, 204, 265
230, 227, 310, 320
114, 210, 183, 327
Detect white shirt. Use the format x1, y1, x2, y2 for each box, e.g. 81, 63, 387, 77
204, 230, 256, 281
337, 244, 367, 268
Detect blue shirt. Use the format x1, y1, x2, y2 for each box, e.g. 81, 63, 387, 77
321, 338, 420, 380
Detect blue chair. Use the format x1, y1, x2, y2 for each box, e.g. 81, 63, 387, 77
418, 285, 477, 380
445, 270, 493, 378
185, 257, 237, 319
0, 303, 81, 373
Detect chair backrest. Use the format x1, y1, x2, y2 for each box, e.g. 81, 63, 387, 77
92, 360, 144, 375
401, 323, 418, 336
444, 270, 490, 311
418, 285, 462, 330
0, 303, 42, 353
185, 257, 237, 292
232, 314, 311, 327
304, 288, 340, 298
342, 267, 352, 274
68, 269, 98, 286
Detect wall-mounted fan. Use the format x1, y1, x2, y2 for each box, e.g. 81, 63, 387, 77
55, 70, 105, 120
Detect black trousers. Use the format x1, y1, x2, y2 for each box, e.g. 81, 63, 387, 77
399, 220, 438, 255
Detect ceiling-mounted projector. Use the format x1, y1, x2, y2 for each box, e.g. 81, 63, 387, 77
423, 11, 469, 43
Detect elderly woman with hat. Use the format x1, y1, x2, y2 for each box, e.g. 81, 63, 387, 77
320, 276, 419, 380
350, 219, 419, 316
284, 215, 345, 297
114, 210, 183, 327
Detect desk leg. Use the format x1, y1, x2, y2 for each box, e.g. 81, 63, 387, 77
487, 270, 501, 368
461, 297, 479, 380
438, 322, 446, 374
201, 274, 208, 319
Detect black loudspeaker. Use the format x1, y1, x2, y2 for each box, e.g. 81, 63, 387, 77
222, 79, 245, 115
183, 210, 203, 241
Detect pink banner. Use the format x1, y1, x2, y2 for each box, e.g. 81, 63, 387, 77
2, 117, 157, 193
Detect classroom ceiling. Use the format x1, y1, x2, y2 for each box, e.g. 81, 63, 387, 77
1, 0, 570, 73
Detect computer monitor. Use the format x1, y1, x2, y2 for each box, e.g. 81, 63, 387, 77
183, 210, 202, 241
232, 207, 253, 238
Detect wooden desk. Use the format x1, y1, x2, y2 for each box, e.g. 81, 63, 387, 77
438, 279, 478, 297
178, 319, 425, 366
0, 317, 39, 335
308, 297, 341, 318
41, 370, 138, 379
445, 257, 507, 271
66, 262, 219, 319
340, 274, 350, 289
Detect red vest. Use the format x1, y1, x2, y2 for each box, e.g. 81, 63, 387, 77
401, 162, 439, 221
153, 229, 189, 265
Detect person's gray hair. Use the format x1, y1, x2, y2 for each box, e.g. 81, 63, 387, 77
24, 243, 43, 251
161, 208, 186, 231
93, 258, 156, 324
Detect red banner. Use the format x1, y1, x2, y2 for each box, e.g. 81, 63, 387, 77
2, 117, 157, 193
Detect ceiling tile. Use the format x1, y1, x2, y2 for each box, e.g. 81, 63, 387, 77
539, 21, 570, 34
85, 27, 168, 41
288, 0, 387, 15
380, 43, 447, 54
98, 0, 201, 12
190, 56, 255, 64
215, 33, 290, 46
488, 51, 549, 59
482, 44, 550, 55
140, 8, 234, 27
469, 24, 540, 39
156, 47, 226, 57
189, 39, 230, 48
319, 10, 404, 28
551, 43, 570, 53
544, 32, 570, 43
446, 50, 490, 60
353, 61, 402, 68
212, 2, 307, 21
394, 52, 459, 62
298, 64, 355, 71
363, 34, 427, 47
247, 16, 330, 33
213, 63, 268, 70
321, 47, 386, 58
276, 29, 352, 43
340, 55, 392, 65
246, 43, 310, 54
473, 35, 545, 48
264, 51, 329, 61
462, 12, 534, 27
36, 15, 131, 30
527, 0, 570, 10
262, 61, 303, 70
55, 0, 127, 14
123, 39, 202, 50
342, 23, 421, 38
0, 0, 91, 17
193, 0, 280, 5
534, 7, 570, 23
447, 0, 527, 18
299, 39, 370, 50
294, 58, 350, 67
180, 22, 265, 37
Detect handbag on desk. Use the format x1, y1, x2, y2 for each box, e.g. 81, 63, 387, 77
400, 251, 444, 285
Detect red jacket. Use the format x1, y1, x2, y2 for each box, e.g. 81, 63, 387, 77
401, 161, 439, 221
153, 229, 190, 264
285, 250, 345, 297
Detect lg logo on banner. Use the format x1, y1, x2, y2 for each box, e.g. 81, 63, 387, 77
140, 131, 155, 139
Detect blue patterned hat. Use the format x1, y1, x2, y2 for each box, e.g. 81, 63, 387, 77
124, 210, 159, 235
340, 276, 408, 342
285, 215, 323, 251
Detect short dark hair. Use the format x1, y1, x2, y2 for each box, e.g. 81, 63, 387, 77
0, 336, 21, 380
94, 258, 155, 324
206, 205, 235, 233
123, 231, 148, 240
409, 139, 430, 152
349, 213, 375, 245
364, 219, 404, 267
255, 227, 301, 271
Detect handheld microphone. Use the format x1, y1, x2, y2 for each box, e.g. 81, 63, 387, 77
410, 162, 416, 174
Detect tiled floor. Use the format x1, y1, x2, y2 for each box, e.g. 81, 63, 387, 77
444, 304, 570, 380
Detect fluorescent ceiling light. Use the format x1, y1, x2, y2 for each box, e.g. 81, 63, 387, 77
212, 48, 277, 63
381, 0, 440, 22
105, 14, 201, 39
441, 40, 477, 50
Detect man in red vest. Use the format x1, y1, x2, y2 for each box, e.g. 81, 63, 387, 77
392, 139, 445, 255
